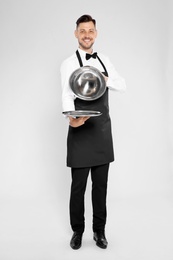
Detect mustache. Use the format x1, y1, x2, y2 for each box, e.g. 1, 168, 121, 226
83, 37, 92, 40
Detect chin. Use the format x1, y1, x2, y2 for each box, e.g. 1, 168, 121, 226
81, 45, 93, 51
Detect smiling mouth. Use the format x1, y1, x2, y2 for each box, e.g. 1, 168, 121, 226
84, 38, 91, 40
83, 39, 92, 43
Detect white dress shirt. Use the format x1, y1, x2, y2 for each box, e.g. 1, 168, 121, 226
60, 48, 126, 112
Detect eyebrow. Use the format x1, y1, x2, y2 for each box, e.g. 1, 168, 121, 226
79, 29, 95, 31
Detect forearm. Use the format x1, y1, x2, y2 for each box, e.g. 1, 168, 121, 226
103, 55, 126, 92
106, 76, 126, 92
62, 92, 75, 112
61, 61, 76, 112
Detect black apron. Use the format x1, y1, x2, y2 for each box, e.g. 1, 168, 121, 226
67, 50, 114, 168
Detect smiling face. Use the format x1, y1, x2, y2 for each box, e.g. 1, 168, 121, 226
74, 21, 97, 53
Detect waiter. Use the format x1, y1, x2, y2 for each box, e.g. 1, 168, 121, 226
60, 14, 126, 250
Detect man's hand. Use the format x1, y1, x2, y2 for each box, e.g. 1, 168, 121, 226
102, 74, 108, 82
68, 116, 90, 128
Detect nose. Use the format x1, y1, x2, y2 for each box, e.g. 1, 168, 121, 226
84, 32, 91, 38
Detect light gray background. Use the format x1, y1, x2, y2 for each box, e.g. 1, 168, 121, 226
0, 0, 173, 259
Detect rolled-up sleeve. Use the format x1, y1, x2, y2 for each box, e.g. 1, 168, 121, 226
104, 56, 126, 92
60, 60, 75, 112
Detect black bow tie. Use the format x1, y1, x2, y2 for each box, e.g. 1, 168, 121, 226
86, 52, 97, 60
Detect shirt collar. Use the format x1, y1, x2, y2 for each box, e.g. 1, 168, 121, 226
77, 48, 95, 59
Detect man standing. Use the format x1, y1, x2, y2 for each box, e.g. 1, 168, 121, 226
60, 14, 126, 250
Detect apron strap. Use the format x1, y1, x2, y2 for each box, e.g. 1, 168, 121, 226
76, 50, 83, 67
97, 55, 109, 77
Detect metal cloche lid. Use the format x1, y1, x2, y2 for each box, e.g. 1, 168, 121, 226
69, 66, 106, 101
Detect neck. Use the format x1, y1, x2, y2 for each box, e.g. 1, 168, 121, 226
79, 46, 93, 54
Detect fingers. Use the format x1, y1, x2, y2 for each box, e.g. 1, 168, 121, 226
102, 73, 108, 82
83, 116, 90, 122
68, 116, 90, 128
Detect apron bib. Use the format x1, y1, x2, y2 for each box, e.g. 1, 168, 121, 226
67, 51, 114, 168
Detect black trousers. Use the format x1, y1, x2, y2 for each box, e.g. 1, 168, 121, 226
69, 163, 109, 234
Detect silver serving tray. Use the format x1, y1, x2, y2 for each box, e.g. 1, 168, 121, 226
62, 110, 102, 117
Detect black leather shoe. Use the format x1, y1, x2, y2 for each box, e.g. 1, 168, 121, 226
93, 230, 108, 249
70, 232, 83, 250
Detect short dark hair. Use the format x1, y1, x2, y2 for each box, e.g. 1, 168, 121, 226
76, 15, 96, 28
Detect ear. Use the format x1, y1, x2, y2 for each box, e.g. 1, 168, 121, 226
95, 29, 98, 38
74, 30, 78, 39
